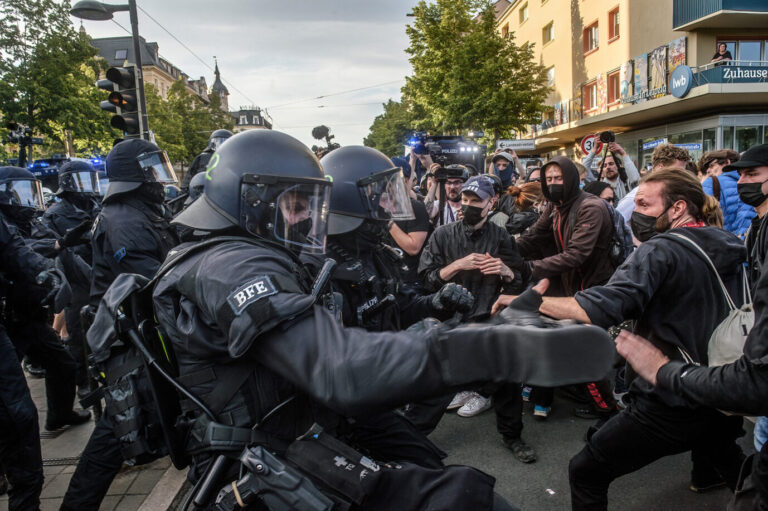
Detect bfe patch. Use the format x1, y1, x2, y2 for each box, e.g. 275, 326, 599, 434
227, 276, 278, 316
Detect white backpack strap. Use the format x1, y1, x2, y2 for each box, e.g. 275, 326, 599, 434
668, 232, 737, 311
742, 266, 752, 305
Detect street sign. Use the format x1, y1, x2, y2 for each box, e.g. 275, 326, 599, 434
580, 134, 603, 155
497, 139, 536, 151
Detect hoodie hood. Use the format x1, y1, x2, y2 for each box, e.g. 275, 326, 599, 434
540, 156, 581, 206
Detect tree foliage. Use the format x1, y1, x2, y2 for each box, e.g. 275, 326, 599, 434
401, 0, 550, 142
0, 0, 117, 157
363, 99, 416, 157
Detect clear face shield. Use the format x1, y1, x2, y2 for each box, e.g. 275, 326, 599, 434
136, 150, 178, 184
0, 179, 44, 210
68, 171, 102, 195
358, 167, 414, 221
209, 137, 229, 151
240, 175, 331, 254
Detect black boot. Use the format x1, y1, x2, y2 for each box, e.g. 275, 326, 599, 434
45, 409, 91, 431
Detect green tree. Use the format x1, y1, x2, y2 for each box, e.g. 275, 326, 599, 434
402, 0, 549, 143
363, 99, 416, 157
0, 0, 117, 158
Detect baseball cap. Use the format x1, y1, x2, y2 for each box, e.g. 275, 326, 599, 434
724, 143, 768, 172
461, 175, 494, 200
492, 152, 515, 164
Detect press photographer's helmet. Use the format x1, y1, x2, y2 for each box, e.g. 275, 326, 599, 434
321, 146, 415, 235
0, 166, 44, 211
57, 160, 101, 196
207, 129, 233, 151
103, 139, 177, 201
173, 129, 331, 254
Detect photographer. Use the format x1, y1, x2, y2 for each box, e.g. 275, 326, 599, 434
423, 163, 469, 226
582, 135, 640, 202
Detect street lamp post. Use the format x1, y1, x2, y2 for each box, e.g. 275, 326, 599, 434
71, 0, 149, 140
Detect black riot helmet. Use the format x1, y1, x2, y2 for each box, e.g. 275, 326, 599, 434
57, 160, 101, 196
173, 129, 332, 254
103, 139, 178, 201
207, 129, 233, 151
0, 166, 45, 211
164, 184, 181, 200
186, 171, 207, 203
321, 145, 414, 235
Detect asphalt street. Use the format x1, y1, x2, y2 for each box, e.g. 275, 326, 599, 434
429, 392, 755, 511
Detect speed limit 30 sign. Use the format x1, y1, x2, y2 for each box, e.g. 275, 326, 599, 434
580, 134, 604, 155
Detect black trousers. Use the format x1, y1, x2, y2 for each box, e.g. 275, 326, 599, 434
0, 325, 43, 511
61, 414, 124, 510
7, 320, 78, 424
569, 395, 745, 511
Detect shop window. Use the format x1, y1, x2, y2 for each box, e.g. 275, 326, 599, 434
738, 41, 762, 65
546, 66, 555, 87
669, 130, 704, 162
608, 8, 619, 41
543, 22, 554, 45
723, 126, 734, 149
735, 126, 762, 153
703, 128, 717, 153
607, 70, 620, 105
519, 3, 528, 24
502, 23, 509, 38
583, 81, 597, 112
584, 22, 598, 54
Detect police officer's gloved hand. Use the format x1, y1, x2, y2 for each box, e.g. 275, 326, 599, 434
431, 283, 475, 313
36, 269, 63, 306
59, 219, 93, 249
497, 285, 545, 326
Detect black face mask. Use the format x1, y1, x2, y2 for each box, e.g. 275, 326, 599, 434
138, 182, 165, 204
548, 184, 565, 204
461, 204, 485, 226
631, 209, 670, 242
737, 180, 768, 207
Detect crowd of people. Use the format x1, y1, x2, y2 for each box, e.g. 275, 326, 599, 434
1, 125, 767, 511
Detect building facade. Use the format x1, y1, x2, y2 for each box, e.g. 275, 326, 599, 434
231, 106, 273, 132
496, 0, 768, 166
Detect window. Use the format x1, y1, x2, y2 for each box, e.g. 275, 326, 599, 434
253, 116, 261, 125
239, 115, 247, 125
609, 8, 619, 41
502, 23, 509, 38
607, 70, 620, 105
114, 49, 127, 60
546, 67, 555, 87
519, 3, 528, 24
739, 41, 762, 65
583, 81, 598, 111
543, 22, 554, 45
584, 22, 598, 54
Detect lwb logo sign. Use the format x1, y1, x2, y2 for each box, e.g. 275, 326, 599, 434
670, 65, 694, 99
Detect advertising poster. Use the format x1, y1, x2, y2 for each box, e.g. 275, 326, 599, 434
572, 86, 582, 120
634, 54, 648, 103
554, 102, 562, 126
668, 36, 687, 73
620, 61, 633, 101
597, 73, 607, 113
649, 45, 668, 97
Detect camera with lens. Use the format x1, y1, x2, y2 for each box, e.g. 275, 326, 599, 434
599, 131, 615, 144
430, 164, 469, 182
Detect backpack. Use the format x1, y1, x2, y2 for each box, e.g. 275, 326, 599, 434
568, 196, 634, 268
668, 232, 754, 367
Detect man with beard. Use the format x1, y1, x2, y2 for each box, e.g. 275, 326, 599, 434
423, 163, 469, 226
582, 142, 640, 202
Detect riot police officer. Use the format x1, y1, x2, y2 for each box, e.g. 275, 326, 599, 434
62, 139, 180, 511
320, 145, 473, 331
147, 129, 614, 510
0, 206, 61, 511
0, 167, 88, 434
180, 128, 232, 191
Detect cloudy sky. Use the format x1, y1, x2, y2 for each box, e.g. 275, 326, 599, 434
71, 0, 417, 149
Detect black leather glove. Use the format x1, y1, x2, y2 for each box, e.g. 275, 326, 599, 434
36, 269, 63, 306
59, 219, 92, 248
431, 282, 475, 314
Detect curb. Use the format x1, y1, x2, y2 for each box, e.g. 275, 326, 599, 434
138, 464, 188, 511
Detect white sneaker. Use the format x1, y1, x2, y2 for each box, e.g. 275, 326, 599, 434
457, 394, 492, 417
447, 390, 475, 411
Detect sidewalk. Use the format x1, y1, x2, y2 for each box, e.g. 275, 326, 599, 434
0, 373, 185, 511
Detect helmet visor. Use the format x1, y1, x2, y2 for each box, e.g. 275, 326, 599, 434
136, 150, 177, 183
69, 171, 101, 194
241, 176, 331, 255
358, 167, 414, 221
209, 137, 229, 151
1, 179, 44, 210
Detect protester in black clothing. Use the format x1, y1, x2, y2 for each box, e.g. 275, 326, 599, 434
388, 198, 431, 283
63, 139, 180, 511
508, 169, 746, 510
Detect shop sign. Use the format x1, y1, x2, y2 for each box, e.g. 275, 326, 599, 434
673, 143, 701, 151
721, 67, 768, 82
621, 86, 668, 104
669, 65, 694, 98
642, 138, 668, 150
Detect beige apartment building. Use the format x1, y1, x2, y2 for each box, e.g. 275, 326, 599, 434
496, 0, 768, 167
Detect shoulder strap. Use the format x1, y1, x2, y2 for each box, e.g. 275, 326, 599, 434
711, 176, 722, 203
667, 232, 736, 311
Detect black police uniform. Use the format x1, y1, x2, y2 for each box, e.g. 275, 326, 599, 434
63, 140, 180, 511
180, 128, 233, 191
0, 213, 56, 511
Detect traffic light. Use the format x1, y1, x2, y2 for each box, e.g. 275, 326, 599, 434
97, 65, 144, 138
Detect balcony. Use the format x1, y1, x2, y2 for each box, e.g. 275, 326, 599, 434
694, 60, 768, 84
673, 0, 768, 30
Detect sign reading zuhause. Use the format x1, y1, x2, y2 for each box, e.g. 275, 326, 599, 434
721, 67, 768, 82
497, 139, 536, 151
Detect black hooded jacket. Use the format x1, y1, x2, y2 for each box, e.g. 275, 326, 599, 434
576, 226, 747, 407
517, 156, 614, 295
